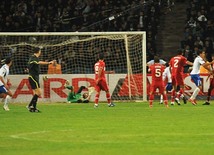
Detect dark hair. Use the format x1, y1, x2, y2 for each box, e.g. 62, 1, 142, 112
33, 47, 41, 53
177, 49, 184, 55
154, 55, 159, 63
99, 53, 105, 60
197, 49, 203, 55
5, 57, 12, 64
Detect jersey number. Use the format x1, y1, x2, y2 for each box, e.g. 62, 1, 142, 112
174, 59, 179, 68
95, 65, 99, 74
155, 68, 161, 77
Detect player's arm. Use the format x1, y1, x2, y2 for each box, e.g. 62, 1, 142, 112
85, 93, 91, 101
186, 61, 193, 66
146, 60, 153, 66
201, 62, 212, 73
160, 59, 166, 65
105, 70, 115, 74
39, 60, 54, 65
148, 66, 151, 72
83, 88, 94, 102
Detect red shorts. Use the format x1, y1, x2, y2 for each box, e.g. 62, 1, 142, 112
150, 82, 165, 94
95, 79, 109, 92
175, 73, 184, 86
172, 74, 184, 86
171, 76, 176, 86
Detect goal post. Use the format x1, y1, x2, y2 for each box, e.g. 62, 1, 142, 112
0, 32, 147, 103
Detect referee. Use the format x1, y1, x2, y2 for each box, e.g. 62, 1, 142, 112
27, 47, 54, 112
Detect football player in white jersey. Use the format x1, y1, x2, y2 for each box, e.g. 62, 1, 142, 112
189, 50, 214, 105
160, 63, 172, 104
0, 57, 13, 111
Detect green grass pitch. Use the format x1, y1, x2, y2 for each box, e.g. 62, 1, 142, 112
0, 101, 214, 155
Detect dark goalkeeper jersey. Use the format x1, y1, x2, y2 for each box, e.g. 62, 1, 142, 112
28, 54, 40, 80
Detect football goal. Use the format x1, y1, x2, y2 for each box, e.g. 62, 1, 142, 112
0, 32, 147, 102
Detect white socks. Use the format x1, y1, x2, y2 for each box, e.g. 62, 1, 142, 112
191, 87, 200, 100
4, 95, 11, 106
160, 95, 163, 103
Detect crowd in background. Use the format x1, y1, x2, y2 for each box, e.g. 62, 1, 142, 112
181, 0, 214, 62
0, 0, 213, 74
0, 0, 163, 55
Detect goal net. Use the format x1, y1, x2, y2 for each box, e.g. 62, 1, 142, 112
0, 32, 147, 103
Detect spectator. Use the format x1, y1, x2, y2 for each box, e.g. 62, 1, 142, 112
47, 60, 62, 74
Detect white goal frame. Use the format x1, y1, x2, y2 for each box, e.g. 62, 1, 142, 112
0, 32, 147, 102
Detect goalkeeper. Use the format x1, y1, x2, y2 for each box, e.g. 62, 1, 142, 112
64, 81, 94, 103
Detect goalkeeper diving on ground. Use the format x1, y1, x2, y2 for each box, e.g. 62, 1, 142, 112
64, 80, 95, 103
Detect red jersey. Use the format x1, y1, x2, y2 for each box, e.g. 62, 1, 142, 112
149, 63, 165, 82
169, 55, 187, 76
94, 60, 106, 80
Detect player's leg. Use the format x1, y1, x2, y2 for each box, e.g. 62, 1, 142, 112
171, 89, 175, 105
160, 94, 163, 104
203, 78, 214, 105
76, 86, 86, 94
149, 91, 154, 108
171, 76, 176, 105
174, 77, 183, 105
4, 90, 13, 111
162, 92, 169, 108
28, 77, 41, 112
0, 93, 6, 102
30, 88, 41, 112
106, 89, 115, 107
149, 85, 156, 107
159, 85, 168, 108
101, 80, 115, 107
176, 75, 187, 104
0, 86, 11, 111
179, 86, 187, 104
174, 85, 181, 105
189, 74, 201, 105
94, 84, 101, 108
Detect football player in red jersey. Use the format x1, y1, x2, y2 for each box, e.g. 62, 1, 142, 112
94, 53, 115, 108
203, 54, 214, 105
148, 56, 168, 108
169, 49, 193, 105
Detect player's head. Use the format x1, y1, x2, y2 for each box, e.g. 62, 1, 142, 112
154, 55, 159, 63
5, 57, 12, 66
98, 53, 105, 60
33, 47, 41, 56
197, 49, 206, 58
83, 93, 89, 99
177, 49, 184, 55
165, 62, 169, 67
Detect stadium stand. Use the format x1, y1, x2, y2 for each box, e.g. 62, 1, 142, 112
0, 0, 213, 74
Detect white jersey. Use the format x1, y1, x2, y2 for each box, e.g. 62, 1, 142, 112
162, 66, 172, 83
147, 59, 166, 66
190, 56, 205, 75
0, 64, 9, 86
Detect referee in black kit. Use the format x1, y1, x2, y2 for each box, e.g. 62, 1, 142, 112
27, 47, 54, 112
